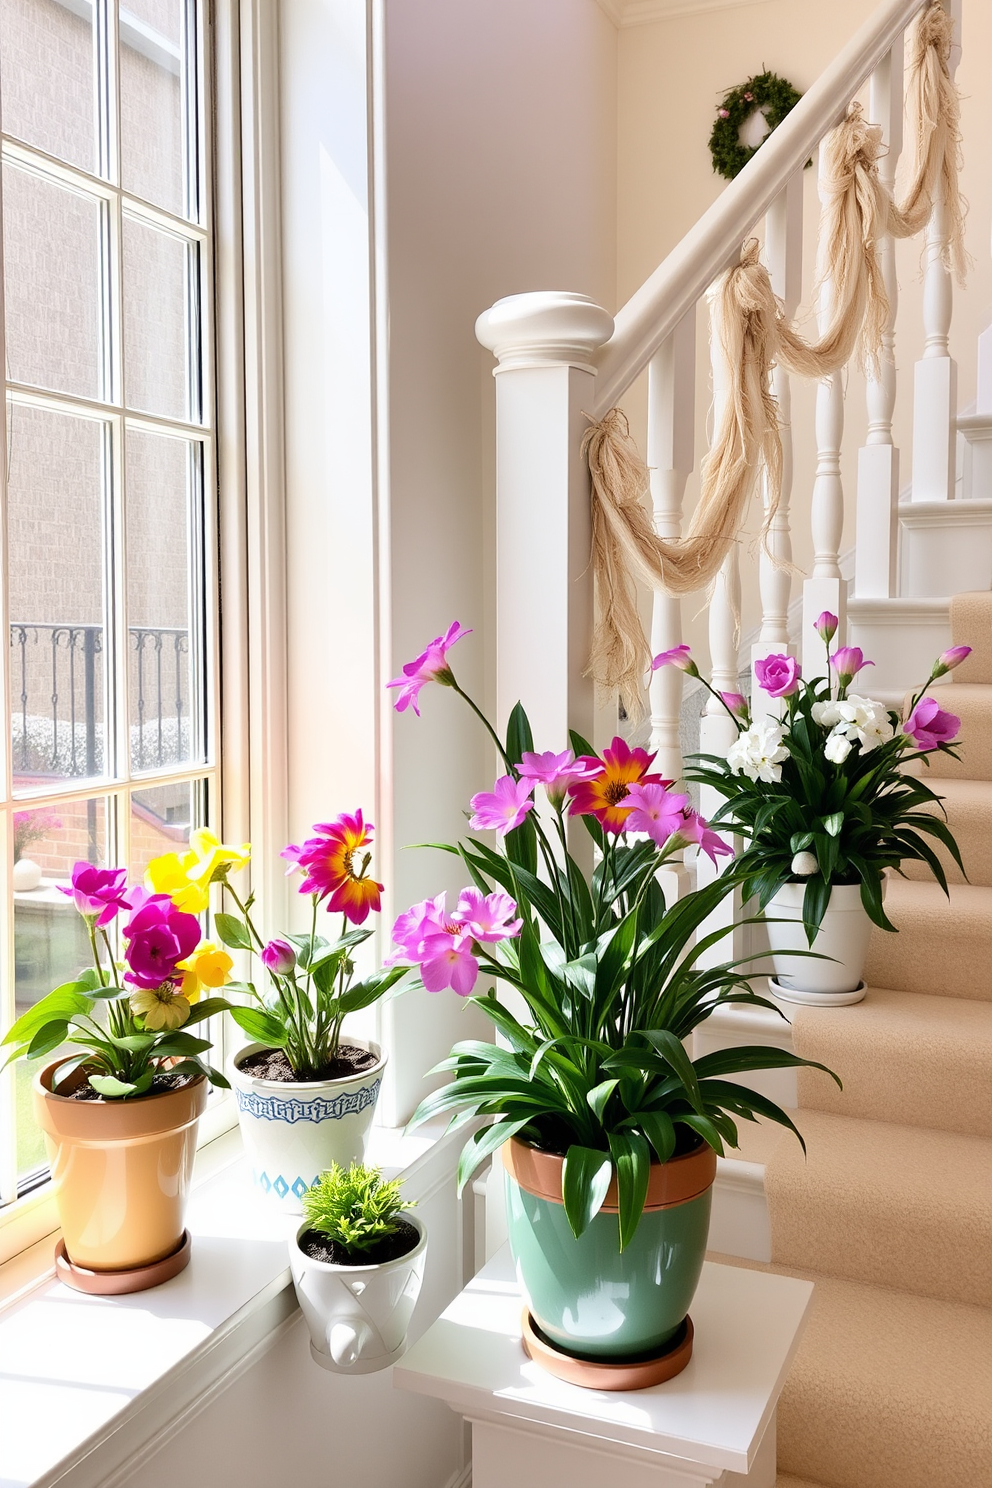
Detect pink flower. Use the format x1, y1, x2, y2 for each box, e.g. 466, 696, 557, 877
281, 811, 383, 923
815, 611, 839, 644
624, 784, 691, 849
568, 737, 667, 835
123, 896, 201, 990
651, 644, 697, 675
830, 646, 872, 684
743, 91, 754, 101
59, 864, 131, 926
469, 775, 535, 835
260, 938, 296, 976
934, 646, 971, 677
419, 932, 479, 996
718, 108, 730, 118
451, 888, 522, 942
387, 622, 472, 715
676, 810, 734, 865
903, 696, 960, 752
720, 691, 750, 720
388, 894, 449, 965
516, 749, 602, 804
754, 654, 800, 698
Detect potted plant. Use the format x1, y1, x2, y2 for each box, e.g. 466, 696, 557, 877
289, 1163, 426, 1373
384, 623, 834, 1389
1, 837, 242, 1294
678, 615, 970, 1004
12, 808, 61, 891
218, 814, 407, 1211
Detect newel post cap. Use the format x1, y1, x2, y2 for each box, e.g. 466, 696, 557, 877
475, 292, 615, 372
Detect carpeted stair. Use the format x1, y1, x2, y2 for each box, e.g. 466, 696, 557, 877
718, 590, 992, 1488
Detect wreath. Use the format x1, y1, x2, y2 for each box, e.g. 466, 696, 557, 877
709, 71, 803, 181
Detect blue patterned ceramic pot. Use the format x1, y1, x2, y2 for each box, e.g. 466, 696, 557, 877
230, 1040, 386, 1212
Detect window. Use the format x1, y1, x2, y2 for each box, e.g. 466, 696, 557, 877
0, 0, 221, 1206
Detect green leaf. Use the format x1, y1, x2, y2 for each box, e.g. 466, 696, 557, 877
586, 1078, 619, 1123
455, 1117, 532, 1194
183, 996, 234, 1026
3, 987, 93, 1047
88, 1073, 142, 1098
790, 831, 814, 853
636, 1109, 676, 1164
26, 1021, 70, 1060
562, 1145, 613, 1239
229, 1005, 288, 1046
215, 913, 253, 951
338, 966, 407, 1014
607, 1130, 650, 1251
505, 702, 534, 767
644, 1030, 703, 1113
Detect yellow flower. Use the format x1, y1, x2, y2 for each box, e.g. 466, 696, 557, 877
145, 849, 211, 914
185, 829, 251, 887
129, 986, 192, 1031
177, 941, 233, 1000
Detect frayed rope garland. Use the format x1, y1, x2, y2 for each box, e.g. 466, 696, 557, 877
587, 2, 965, 723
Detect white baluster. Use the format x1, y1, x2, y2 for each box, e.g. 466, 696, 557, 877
802, 139, 849, 667
856, 40, 903, 594
910, 0, 961, 503
752, 172, 803, 719
647, 309, 695, 783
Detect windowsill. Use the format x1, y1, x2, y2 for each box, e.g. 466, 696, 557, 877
0, 1115, 455, 1488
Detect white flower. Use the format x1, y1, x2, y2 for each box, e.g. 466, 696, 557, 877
815, 695, 894, 754
811, 700, 843, 728
726, 721, 790, 783
791, 851, 819, 876
824, 732, 852, 764
854, 713, 895, 753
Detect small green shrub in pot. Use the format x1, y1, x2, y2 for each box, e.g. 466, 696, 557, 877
301, 1163, 416, 1262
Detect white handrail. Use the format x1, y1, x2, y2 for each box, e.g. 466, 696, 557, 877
591, 0, 930, 416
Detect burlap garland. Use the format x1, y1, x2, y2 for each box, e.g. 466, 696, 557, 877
588, 2, 964, 721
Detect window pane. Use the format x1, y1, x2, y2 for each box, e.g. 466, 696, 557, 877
119, 0, 186, 218
0, 0, 96, 174
14, 798, 108, 1181
2, 162, 104, 400
129, 779, 192, 880
123, 215, 194, 420
126, 429, 197, 771
7, 403, 107, 788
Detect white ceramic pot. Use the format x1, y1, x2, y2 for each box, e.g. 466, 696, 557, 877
764, 882, 879, 999
289, 1213, 427, 1373
229, 1040, 386, 1212
12, 857, 43, 892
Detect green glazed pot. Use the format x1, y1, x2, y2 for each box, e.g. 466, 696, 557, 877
502, 1137, 716, 1360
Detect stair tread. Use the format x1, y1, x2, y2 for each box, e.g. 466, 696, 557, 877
792, 986, 992, 1136
900, 777, 992, 885
950, 590, 992, 684
737, 1110, 992, 1306
711, 1256, 992, 1488
916, 682, 992, 781
865, 879, 992, 1000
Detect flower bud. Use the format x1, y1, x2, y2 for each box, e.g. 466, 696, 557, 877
651, 644, 697, 676
932, 645, 971, 678
814, 611, 839, 644
260, 937, 296, 976
791, 851, 819, 877
720, 691, 750, 720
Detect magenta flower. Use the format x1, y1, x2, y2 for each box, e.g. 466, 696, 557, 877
469, 774, 535, 835
815, 611, 839, 644
830, 646, 872, 684
123, 896, 201, 990
718, 108, 730, 118
387, 622, 472, 716
754, 654, 800, 698
59, 864, 131, 926
260, 938, 296, 976
651, 644, 697, 675
516, 749, 602, 804
624, 784, 691, 849
419, 931, 479, 996
451, 888, 522, 943
934, 646, 972, 677
387, 895, 448, 966
903, 697, 961, 752
676, 810, 734, 865
720, 691, 750, 720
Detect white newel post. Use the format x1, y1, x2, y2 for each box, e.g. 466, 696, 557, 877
802, 143, 849, 667
910, 0, 961, 505
475, 291, 613, 771
752, 172, 803, 719
856, 40, 903, 595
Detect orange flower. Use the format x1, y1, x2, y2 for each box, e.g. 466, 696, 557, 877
568, 737, 667, 835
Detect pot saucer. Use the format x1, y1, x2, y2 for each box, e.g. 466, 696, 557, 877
520, 1309, 693, 1391
768, 976, 867, 1007
54, 1230, 192, 1295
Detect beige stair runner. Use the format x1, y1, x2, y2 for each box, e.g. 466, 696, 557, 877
720, 590, 992, 1488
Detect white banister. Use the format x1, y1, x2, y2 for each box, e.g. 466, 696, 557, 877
591, 0, 929, 415
475, 291, 614, 757
802, 142, 849, 668
855, 40, 904, 596
647, 309, 695, 783
910, 0, 962, 503
751, 171, 803, 718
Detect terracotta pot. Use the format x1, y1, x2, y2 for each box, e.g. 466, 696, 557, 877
33, 1063, 207, 1275
501, 1136, 716, 1375
229, 1040, 386, 1213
